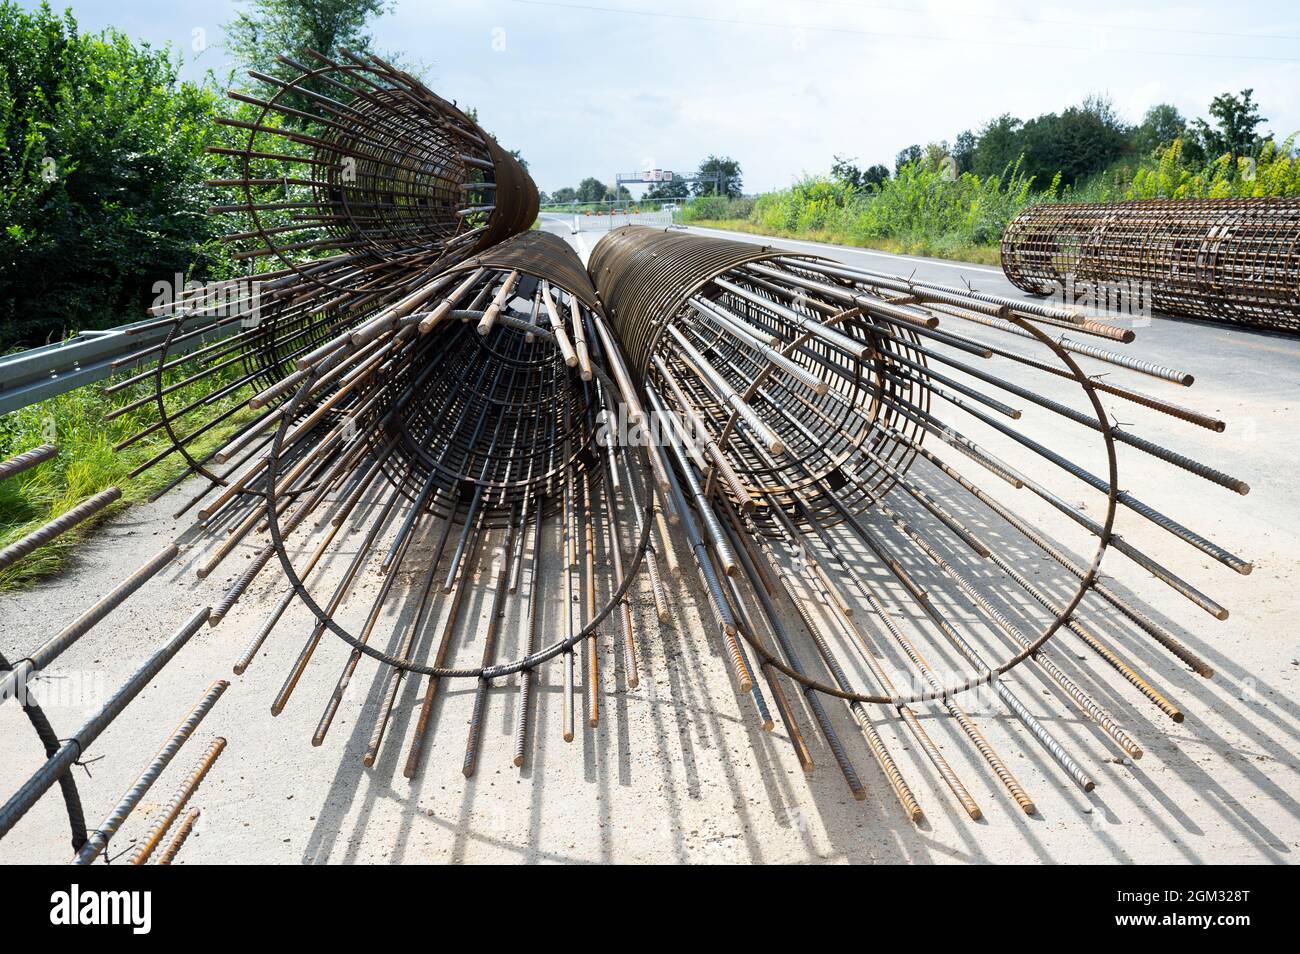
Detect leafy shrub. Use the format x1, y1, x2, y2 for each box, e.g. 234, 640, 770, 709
685, 136, 1299, 263
1123, 136, 1300, 199
0, 3, 226, 350
707, 157, 1045, 257
681, 194, 755, 223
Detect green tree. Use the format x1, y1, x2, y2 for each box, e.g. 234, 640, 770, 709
694, 155, 743, 197
894, 144, 922, 174
1134, 103, 1187, 155
550, 186, 576, 203
224, 0, 394, 76
830, 155, 889, 193
970, 114, 1022, 178
952, 130, 976, 172
863, 164, 890, 189
830, 155, 865, 189
832, 155, 893, 191
1018, 96, 1129, 186
923, 140, 951, 169
645, 177, 689, 199
575, 177, 608, 202
0, 2, 224, 349
1192, 88, 1270, 162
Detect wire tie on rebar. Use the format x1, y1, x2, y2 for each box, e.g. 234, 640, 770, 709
74, 751, 104, 777
106, 843, 136, 864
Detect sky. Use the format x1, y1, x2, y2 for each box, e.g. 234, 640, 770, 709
21, 0, 1300, 196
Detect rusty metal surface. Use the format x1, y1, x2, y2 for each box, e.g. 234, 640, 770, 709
210, 50, 538, 290
586, 225, 1251, 814
0, 60, 644, 846
0, 72, 1272, 847
443, 230, 601, 312
589, 226, 926, 518
588, 226, 792, 378
481, 137, 540, 250
74, 70, 658, 791
1001, 198, 1300, 331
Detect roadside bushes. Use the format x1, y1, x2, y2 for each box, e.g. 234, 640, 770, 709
686, 137, 1300, 263
851, 159, 1043, 246
0, 3, 225, 350
681, 194, 755, 223
750, 177, 854, 233
709, 158, 1044, 260
1121, 137, 1300, 200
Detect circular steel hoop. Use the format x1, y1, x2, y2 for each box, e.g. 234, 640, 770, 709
261, 357, 656, 680
714, 314, 1120, 704
0, 650, 87, 852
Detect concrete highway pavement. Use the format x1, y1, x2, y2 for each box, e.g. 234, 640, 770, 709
679, 223, 1009, 288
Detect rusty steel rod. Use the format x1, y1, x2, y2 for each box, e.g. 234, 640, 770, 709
0, 487, 122, 574
586, 224, 1251, 819
2, 57, 1273, 853
73, 680, 229, 865
0, 443, 59, 483
0, 544, 180, 707
129, 736, 226, 865
1001, 198, 1300, 331
0, 608, 211, 843
155, 807, 202, 865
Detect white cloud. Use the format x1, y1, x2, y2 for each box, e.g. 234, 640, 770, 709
34, 0, 1300, 194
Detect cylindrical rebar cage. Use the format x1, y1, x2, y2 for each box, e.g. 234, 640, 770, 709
1000, 198, 1300, 331
210, 50, 538, 293
358, 231, 611, 521
589, 226, 928, 521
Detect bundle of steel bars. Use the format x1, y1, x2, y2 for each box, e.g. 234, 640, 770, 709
1000, 197, 1300, 331
3, 52, 650, 851
208, 228, 658, 778
586, 224, 1249, 819
0, 55, 1261, 854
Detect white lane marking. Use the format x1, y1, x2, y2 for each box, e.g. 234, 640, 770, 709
683, 225, 1005, 276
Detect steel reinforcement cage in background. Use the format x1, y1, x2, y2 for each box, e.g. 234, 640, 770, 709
1000, 197, 1300, 332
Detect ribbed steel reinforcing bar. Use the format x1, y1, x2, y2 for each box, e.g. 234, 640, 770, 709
1000, 197, 1300, 331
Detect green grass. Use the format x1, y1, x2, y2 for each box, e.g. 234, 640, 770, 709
677, 161, 1034, 268
681, 137, 1300, 269
682, 217, 1003, 266
0, 356, 257, 589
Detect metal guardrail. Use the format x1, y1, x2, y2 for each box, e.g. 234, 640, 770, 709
0, 313, 232, 416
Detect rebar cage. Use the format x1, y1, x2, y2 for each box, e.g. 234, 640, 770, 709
1001, 197, 1300, 331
